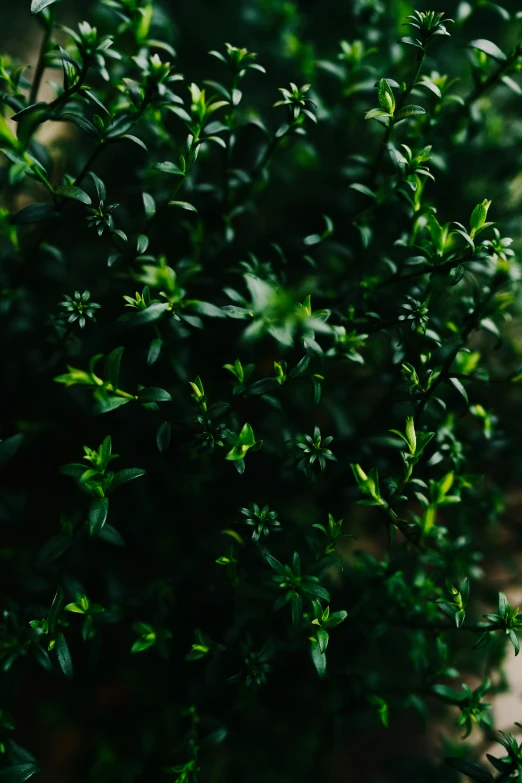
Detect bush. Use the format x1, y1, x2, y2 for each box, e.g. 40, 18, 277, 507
2, 0, 522, 781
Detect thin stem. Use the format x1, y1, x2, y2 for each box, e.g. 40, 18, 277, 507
251, 133, 282, 182
29, 9, 54, 105
145, 174, 184, 234
416, 288, 494, 420
370, 51, 426, 182
374, 251, 469, 289
352, 185, 398, 227
377, 501, 424, 551
222, 73, 240, 212
47, 60, 89, 113
145, 125, 201, 234
74, 143, 106, 187
465, 43, 522, 109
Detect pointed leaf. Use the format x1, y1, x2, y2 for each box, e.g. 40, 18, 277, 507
468, 39, 507, 61
88, 496, 109, 536
56, 633, 73, 679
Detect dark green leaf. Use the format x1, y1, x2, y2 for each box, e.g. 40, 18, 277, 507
310, 640, 326, 677
47, 587, 64, 633
88, 496, 109, 536
56, 633, 73, 679
147, 337, 163, 366
36, 535, 73, 567
445, 758, 494, 782
11, 203, 57, 224
0, 434, 23, 467
99, 524, 126, 547
168, 201, 198, 212
153, 161, 184, 175
54, 185, 92, 205
156, 421, 171, 453
111, 468, 146, 491
448, 377, 469, 405
143, 192, 156, 219
122, 134, 148, 152
0, 763, 40, 782
137, 387, 172, 403
104, 346, 124, 389
126, 303, 170, 325
350, 183, 376, 199
60, 113, 100, 140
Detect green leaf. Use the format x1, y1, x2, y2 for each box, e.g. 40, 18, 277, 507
153, 161, 185, 175
137, 387, 172, 403
111, 468, 146, 491
36, 535, 73, 567
143, 192, 156, 219
127, 303, 170, 325
54, 185, 92, 205
398, 36, 424, 50
317, 627, 329, 654
0, 434, 23, 467
191, 301, 226, 318
432, 684, 466, 702
310, 639, 327, 677
448, 377, 469, 405
168, 201, 198, 212
445, 758, 494, 783
56, 633, 73, 679
468, 39, 507, 61
291, 593, 303, 627
472, 631, 491, 649
131, 637, 156, 653
350, 183, 376, 199
147, 337, 163, 366
98, 524, 125, 547
265, 554, 285, 574
0, 763, 40, 782
501, 75, 522, 95
95, 396, 131, 415
222, 306, 253, 319
365, 108, 392, 120
378, 78, 395, 114
289, 356, 310, 378
11, 203, 58, 224
104, 346, 124, 389
89, 172, 106, 202
31, 0, 56, 11
248, 378, 282, 395
470, 202, 488, 232
238, 422, 255, 446
394, 105, 426, 121
450, 264, 465, 286
156, 421, 172, 453
122, 134, 148, 152
508, 629, 520, 656
88, 496, 109, 536
60, 113, 100, 140
11, 102, 48, 122
47, 587, 64, 633
480, 318, 500, 342
498, 592, 509, 615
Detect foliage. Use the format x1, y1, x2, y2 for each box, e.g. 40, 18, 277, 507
2, 0, 522, 781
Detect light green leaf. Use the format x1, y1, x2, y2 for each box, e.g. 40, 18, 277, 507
468, 39, 506, 61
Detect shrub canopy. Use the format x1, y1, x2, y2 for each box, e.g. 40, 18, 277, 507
2, 1, 522, 781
